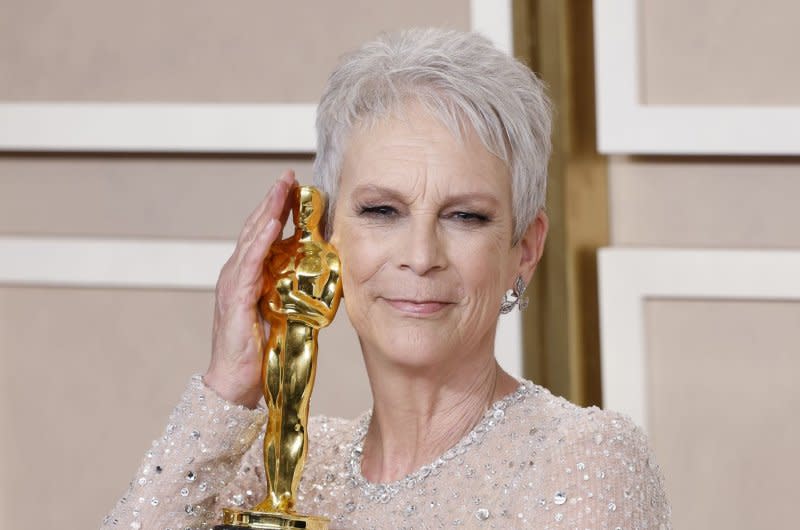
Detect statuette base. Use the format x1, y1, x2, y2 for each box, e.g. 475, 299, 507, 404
215, 507, 329, 529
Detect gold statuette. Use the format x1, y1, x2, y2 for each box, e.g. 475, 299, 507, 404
216, 186, 343, 530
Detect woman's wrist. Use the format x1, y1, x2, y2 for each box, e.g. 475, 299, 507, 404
202, 369, 262, 409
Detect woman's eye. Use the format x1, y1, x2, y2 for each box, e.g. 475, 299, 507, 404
450, 211, 490, 223
359, 205, 398, 218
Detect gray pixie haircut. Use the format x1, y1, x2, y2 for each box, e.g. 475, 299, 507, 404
313, 27, 552, 243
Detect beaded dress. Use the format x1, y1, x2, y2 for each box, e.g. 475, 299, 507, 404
103, 376, 671, 529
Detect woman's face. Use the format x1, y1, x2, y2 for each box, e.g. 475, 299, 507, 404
330, 105, 533, 370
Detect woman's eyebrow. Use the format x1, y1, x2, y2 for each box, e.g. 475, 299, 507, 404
441, 192, 500, 209
350, 185, 500, 209
350, 184, 407, 202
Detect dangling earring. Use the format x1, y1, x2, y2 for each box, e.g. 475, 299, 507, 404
500, 275, 529, 314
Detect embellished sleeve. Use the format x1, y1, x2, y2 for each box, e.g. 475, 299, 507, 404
550, 409, 672, 529
101, 375, 267, 529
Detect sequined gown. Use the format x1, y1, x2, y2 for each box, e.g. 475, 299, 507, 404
102, 376, 671, 529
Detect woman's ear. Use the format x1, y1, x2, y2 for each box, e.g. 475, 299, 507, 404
517, 210, 549, 284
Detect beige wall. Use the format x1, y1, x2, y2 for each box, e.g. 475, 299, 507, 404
608, 1, 800, 528
0, 1, 471, 528
1, 0, 469, 102
641, 0, 800, 105
644, 299, 800, 529
0, 155, 315, 238
609, 156, 800, 248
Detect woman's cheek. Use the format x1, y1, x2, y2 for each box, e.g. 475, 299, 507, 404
339, 227, 388, 315
345, 229, 388, 281
461, 283, 502, 332
454, 237, 510, 324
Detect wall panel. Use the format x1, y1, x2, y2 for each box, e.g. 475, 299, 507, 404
0, 0, 470, 102
641, 0, 800, 105
594, 0, 800, 154
609, 156, 800, 248
645, 299, 800, 529
0, 155, 313, 238
598, 1, 800, 528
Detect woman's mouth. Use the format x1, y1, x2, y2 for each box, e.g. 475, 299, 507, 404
381, 298, 452, 315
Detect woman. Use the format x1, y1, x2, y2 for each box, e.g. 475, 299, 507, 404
104, 28, 670, 529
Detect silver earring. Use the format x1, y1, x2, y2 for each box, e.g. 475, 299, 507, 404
500, 275, 528, 314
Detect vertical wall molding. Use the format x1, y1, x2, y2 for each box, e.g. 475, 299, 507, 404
514, 0, 609, 406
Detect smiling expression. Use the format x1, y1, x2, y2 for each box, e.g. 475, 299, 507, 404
330, 104, 526, 370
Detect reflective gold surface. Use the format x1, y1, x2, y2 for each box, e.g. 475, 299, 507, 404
221, 507, 330, 529
221, 186, 342, 529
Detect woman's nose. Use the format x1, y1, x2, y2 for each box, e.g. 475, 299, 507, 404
399, 216, 447, 275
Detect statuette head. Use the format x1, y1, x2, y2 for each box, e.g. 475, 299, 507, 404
294, 186, 324, 231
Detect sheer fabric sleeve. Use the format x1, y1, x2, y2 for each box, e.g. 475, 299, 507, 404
101, 375, 267, 529
548, 409, 672, 529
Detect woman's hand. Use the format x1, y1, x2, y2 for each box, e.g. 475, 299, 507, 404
203, 170, 296, 408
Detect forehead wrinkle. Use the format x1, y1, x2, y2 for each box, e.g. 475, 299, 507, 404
344, 106, 510, 211
407, 169, 428, 204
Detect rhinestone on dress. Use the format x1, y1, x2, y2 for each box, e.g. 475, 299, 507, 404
345, 381, 534, 504
101, 375, 671, 529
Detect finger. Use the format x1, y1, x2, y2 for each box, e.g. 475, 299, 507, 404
238, 170, 296, 246
239, 184, 279, 243
265, 170, 296, 221
279, 181, 296, 228
237, 218, 282, 302
236, 180, 298, 272
259, 173, 296, 235
235, 184, 291, 271
247, 169, 295, 228
242, 172, 296, 246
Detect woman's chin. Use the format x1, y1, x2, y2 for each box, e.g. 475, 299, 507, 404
364, 333, 466, 372
352, 300, 482, 370
379, 352, 451, 372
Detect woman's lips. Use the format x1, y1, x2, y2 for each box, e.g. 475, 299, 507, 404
382, 298, 451, 315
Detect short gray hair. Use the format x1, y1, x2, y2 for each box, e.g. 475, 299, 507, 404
313, 27, 552, 243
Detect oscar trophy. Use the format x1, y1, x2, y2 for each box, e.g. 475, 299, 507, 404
215, 186, 343, 530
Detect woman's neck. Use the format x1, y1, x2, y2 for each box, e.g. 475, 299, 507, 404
359, 352, 519, 484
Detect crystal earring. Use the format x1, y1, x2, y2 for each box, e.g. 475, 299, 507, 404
500, 275, 529, 314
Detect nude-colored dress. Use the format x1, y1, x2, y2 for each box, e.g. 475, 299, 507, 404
102, 376, 671, 529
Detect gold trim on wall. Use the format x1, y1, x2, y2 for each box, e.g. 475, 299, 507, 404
514, 0, 609, 406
